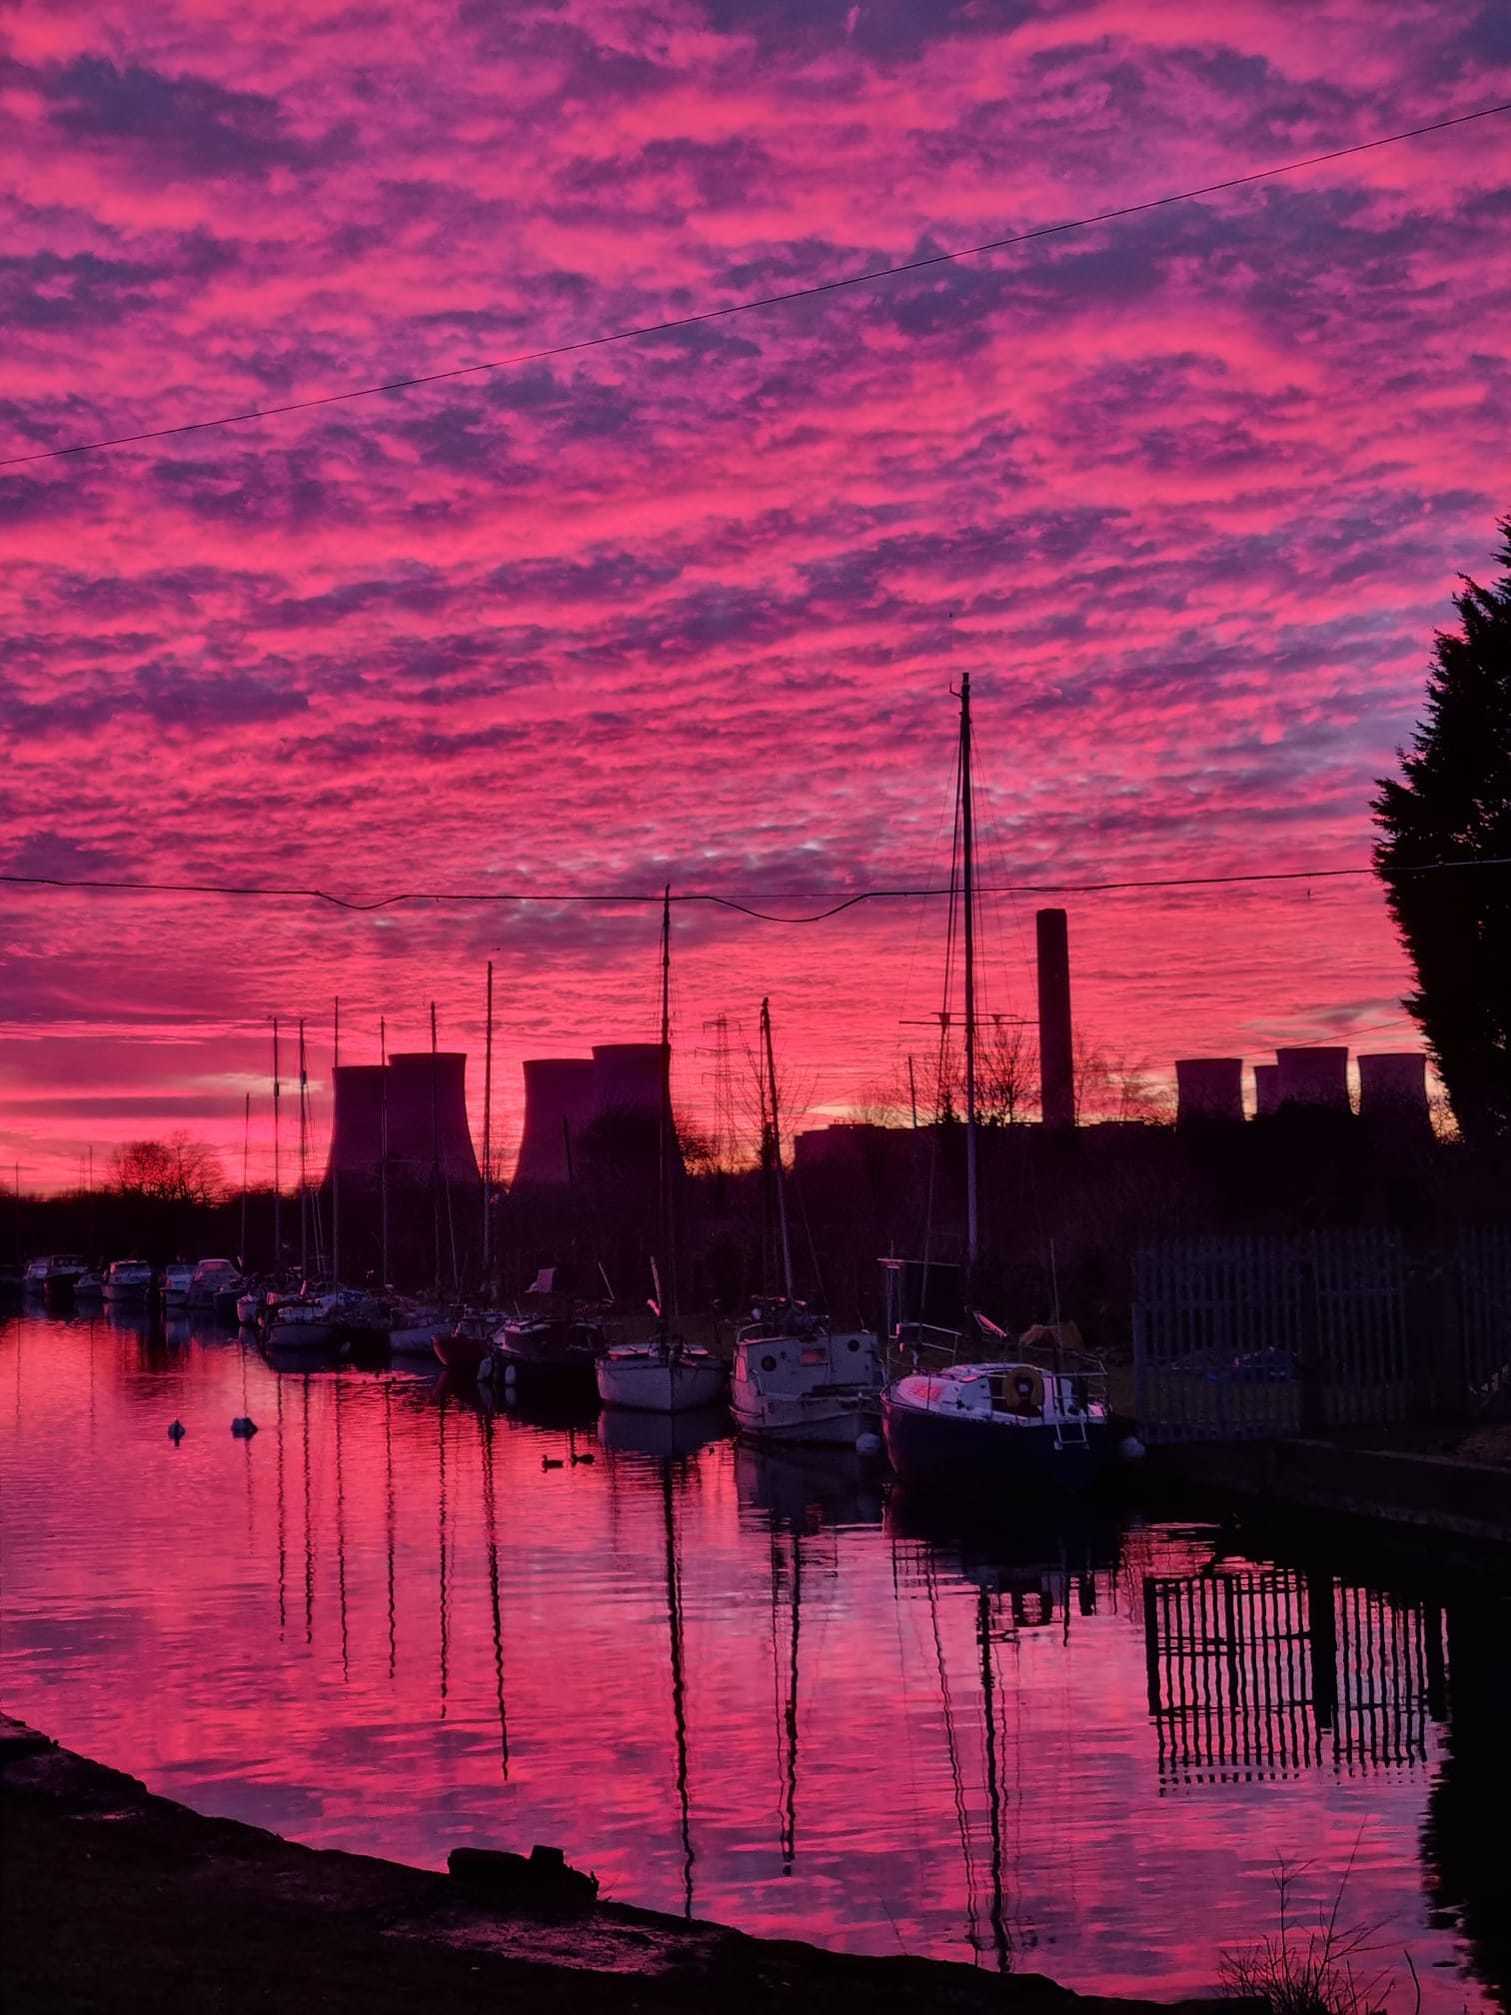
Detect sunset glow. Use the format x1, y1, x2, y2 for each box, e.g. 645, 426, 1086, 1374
4, 2, 1510, 1187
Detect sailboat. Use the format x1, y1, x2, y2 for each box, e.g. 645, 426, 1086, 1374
729, 997, 884, 1446
879, 676, 1112, 1493
596, 889, 727, 1415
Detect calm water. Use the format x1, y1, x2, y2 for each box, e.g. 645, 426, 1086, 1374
1, 1308, 1503, 2008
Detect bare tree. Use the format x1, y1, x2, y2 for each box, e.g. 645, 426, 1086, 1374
112, 1135, 228, 1205
1073, 1038, 1173, 1124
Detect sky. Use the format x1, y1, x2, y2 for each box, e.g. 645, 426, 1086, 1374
2, 0, 1509, 1191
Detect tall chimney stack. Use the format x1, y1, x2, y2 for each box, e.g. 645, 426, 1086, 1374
1036, 908, 1074, 1130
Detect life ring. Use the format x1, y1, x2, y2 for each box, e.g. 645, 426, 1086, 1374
1010, 1367, 1044, 1413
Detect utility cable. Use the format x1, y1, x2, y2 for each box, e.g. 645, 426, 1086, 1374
1, 855, 1508, 920
3, 100, 1507, 470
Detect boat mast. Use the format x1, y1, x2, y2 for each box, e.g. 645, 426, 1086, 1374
298, 1018, 309, 1280
240, 1093, 250, 1266
761, 996, 795, 1303
958, 673, 979, 1279
482, 961, 494, 1296
379, 1016, 389, 1290
331, 996, 341, 1285
429, 1001, 442, 1297
658, 885, 678, 1319
272, 1017, 282, 1272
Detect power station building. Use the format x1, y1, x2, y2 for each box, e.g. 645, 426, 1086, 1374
323, 1052, 481, 1188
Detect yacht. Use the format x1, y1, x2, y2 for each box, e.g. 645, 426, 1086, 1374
27, 1255, 89, 1303
730, 1300, 884, 1447
102, 1260, 153, 1303
487, 1309, 610, 1405
597, 1331, 728, 1413
264, 1291, 341, 1352
188, 1258, 243, 1311
882, 1328, 1112, 1491
387, 1300, 449, 1358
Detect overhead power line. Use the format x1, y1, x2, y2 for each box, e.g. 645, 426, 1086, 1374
2, 855, 1508, 922
4, 99, 1508, 471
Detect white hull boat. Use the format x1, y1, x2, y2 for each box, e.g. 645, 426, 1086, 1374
160, 1266, 195, 1306
596, 1340, 728, 1414
388, 1308, 448, 1357
102, 1262, 154, 1302
730, 1307, 884, 1449
265, 1299, 338, 1352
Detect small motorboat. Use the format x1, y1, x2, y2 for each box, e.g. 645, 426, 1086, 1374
486, 1311, 610, 1405
73, 1268, 105, 1301
881, 1325, 1112, 1494
189, 1258, 243, 1311
29, 1255, 89, 1306
102, 1260, 154, 1303
160, 1263, 195, 1307
387, 1301, 449, 1359
730, 1300, 884, 1447
264, 1292, 341, 1352
435, 1308, 500, 1374
596, 1330, 728, 1414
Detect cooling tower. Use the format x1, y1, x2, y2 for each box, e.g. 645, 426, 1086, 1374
1036, 909, 1075, 1130
591, 1042, 666, 1120
1175, 1058, 1244, 1126
1275, 1046, 1350, 1113
324, 1064, 388, 1182
385, 1051, 481, 1184
513, 1058, 597, 1186
1358, 1052, 1430, 1126
1254, 1062, 1281, 1117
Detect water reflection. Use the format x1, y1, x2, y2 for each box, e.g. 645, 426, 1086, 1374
0, 1309, 1502, 2010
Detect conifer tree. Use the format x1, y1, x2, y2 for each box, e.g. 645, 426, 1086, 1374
1373, 519, 1511, 1146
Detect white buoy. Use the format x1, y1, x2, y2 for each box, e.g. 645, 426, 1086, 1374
1118, 1434, 1147, 1464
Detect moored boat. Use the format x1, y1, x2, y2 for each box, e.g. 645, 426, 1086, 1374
388, 1301, 449, 1358
102, 1260, 154, 1303
435, 1307, 499, 1373
160, 1263, 195, 1307
730, 1300, 884, 1447
596, 1333, 728, 1413
486, 1311, 610, 1404
189, 1258, 243, 1309
264, 1292, 340, 1352
29, 1255, 89, 1304
881, 1338, 1112, 1494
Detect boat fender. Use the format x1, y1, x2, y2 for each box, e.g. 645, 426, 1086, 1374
1117, 1434, 1146, 1463
231, 1416, 258, 1437
854, 1431, 882, 1457
167, 1420, 186, 1442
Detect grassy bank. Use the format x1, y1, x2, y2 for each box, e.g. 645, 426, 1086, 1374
0, 1715, 1235, 2015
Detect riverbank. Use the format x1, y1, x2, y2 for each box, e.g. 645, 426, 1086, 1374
1149, 1432, 1511, 1552
1, 1716, 1236, 2014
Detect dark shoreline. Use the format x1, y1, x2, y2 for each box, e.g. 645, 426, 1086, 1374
0, 1714, 1234, 2013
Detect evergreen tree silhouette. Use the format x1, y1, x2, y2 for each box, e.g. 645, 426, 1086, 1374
1373, 518, 1511, 1146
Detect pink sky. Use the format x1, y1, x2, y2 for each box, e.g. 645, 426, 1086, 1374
3, 0, 1509, 1189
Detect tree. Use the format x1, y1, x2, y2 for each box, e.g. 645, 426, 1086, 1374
1373, 519, 1511, 1147
111, 1135, 228, 1206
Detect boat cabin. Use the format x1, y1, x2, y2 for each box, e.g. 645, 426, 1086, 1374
733, 1323, 883, 1396
916, 1361, 1107, 1427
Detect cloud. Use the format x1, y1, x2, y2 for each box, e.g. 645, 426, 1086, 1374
1, 0, 1507, 1184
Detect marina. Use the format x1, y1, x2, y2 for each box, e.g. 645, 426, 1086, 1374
1, 1303, 1503, 2009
